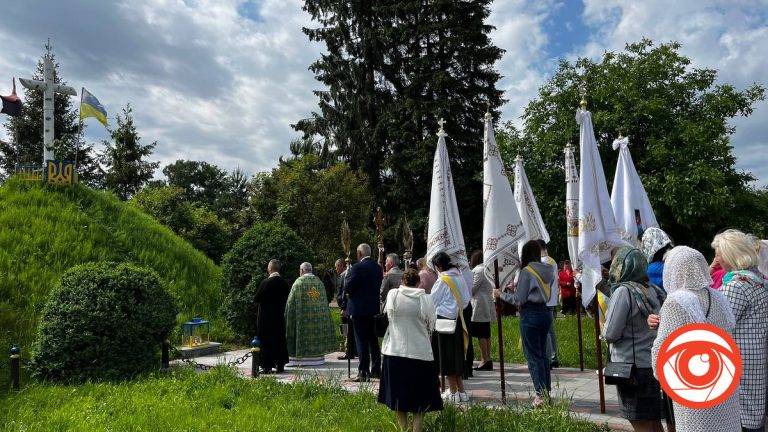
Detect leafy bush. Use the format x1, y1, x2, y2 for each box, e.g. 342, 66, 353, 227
221, 221, 314, 338
29, 262, 178, 382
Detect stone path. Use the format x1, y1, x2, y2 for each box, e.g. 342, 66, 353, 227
175, 350, 630, 431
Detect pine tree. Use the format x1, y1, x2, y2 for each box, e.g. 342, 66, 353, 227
0, 42, 102, 184
101, 104, 159, 199
297, 0, 504, 252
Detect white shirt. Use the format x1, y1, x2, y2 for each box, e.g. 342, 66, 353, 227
381, 286, 437, 361
429, 268, 469, 319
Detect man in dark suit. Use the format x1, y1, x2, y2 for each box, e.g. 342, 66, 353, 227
254, 259, 290, 373
335, 258, 356, 360
345, 243, 383, 381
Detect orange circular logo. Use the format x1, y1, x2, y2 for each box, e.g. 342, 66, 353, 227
656, 323, 741, 409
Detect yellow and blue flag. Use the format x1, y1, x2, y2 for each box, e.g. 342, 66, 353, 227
80, 87, 108, 127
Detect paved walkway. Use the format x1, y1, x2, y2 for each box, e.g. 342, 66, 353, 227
175, 350, 630, 431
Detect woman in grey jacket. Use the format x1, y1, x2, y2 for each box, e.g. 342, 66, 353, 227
602, 246, 666, 431
494, 240, 554, 406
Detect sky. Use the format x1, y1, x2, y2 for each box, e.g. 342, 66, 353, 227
0, 0, 765, 186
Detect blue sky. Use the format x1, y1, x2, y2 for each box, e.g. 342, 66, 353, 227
0, 0, 765, 186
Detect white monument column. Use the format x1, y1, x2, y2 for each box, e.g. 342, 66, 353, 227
20, 56, 77, 165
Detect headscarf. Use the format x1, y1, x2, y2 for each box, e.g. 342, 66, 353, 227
608, 246, 660, 316
662, 246, 735, 327
641, 227, 672, 263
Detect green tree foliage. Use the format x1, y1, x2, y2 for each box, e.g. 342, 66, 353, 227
499, 40, 766, 260
1, 42, 102, 186
101, 104, 159, 199
296, 0, 504, 252
131, 186, 232, 263
221, 221, 314, 339
30, 262, 177, 382
162, 160, 251, 237
248, 154, 374, 265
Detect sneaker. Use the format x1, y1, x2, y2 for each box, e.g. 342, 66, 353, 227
458, 392, 470, 403
442, 390, 458, 403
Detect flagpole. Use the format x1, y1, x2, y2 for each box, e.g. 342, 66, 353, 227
592, 298, 606, 413
493, 259, 506, 405
576, 292, 584, 371
75, 86, 84, 180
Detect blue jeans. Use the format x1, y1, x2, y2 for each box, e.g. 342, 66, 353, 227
520, 303, 553, 396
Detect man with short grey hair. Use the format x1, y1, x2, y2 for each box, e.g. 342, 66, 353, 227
285, 261, 336, 366
379, 253, 403, 309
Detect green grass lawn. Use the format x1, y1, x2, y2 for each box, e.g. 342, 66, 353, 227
0, 367, 607, 432
484, 314, 603, 370
330, 308, 604, 370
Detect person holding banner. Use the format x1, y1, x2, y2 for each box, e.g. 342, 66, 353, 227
493, 240, 555, 407
429, 252, 471, 403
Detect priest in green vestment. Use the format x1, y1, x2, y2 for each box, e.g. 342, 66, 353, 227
285, 262, 337, 366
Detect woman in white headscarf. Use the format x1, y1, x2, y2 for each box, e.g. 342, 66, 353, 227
651, 246, 740, 432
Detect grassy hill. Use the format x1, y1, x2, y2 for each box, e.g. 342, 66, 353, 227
0, 178, 225, 372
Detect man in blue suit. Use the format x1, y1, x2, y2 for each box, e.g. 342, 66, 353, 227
345, 243, 383, 381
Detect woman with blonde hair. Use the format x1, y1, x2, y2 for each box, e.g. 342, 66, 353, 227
651, 246, 740, 432
711, 229, 768, 432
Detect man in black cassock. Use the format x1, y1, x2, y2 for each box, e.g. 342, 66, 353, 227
254, 259, 290, 373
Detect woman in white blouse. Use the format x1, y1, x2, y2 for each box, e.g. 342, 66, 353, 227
378, 268, 443, 432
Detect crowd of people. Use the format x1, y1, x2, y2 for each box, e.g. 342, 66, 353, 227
251, 228, 767, 432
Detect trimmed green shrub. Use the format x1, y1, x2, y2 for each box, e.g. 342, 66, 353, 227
30, 262, 178, 382
221, 222, 314, 338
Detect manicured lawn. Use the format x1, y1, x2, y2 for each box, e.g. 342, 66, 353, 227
331, 308, 605, 370
0, 367, 607, 432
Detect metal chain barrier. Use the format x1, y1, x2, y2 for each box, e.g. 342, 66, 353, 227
169, 345, 252, 371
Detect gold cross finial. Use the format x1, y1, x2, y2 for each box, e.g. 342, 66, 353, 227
579, 83, 587, 109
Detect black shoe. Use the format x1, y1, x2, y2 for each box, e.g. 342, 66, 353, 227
550, 360, 560, 370
474, 361, 493, 371
261, 368, 273, 375
370, 371, 381, 380
276, 366, 284, 374
337, 354, 352, 360
351, 375, 370, 383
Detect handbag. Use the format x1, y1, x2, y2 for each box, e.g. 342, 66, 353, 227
604, 290, 638, 386
435, 318, 457, 334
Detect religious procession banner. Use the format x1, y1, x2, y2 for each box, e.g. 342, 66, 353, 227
481, 113, 524, 288
426, 121, 469, 270
564, 144, 580, 267
514, 155, 550, 251
610, 136, 658, 244
576, 107, 625, 308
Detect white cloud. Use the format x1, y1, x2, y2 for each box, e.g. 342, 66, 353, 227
0, 0, 321, 176
579, 0, 768, 186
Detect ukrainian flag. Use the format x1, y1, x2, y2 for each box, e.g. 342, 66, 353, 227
80, 87, 108, 127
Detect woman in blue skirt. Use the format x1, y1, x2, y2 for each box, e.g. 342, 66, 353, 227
378, 268, 443, 431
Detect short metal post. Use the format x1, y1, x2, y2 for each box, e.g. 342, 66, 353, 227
10, 345, 20, 392
250, 337, 260, 378
161, 339, 170, 371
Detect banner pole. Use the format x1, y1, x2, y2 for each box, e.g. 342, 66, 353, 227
592, 298, 606, 414
493, 259, 506, 405
576, 291, 584, 371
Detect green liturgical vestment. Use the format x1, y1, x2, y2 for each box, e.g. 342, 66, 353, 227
285, 273, 336, 362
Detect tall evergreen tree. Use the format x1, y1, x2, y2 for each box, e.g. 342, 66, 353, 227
297, 0, 504, 252
0, 42, 102, 184
101, 104, 159, 199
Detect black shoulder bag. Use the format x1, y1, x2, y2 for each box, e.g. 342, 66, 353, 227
604, 290, 638, 386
